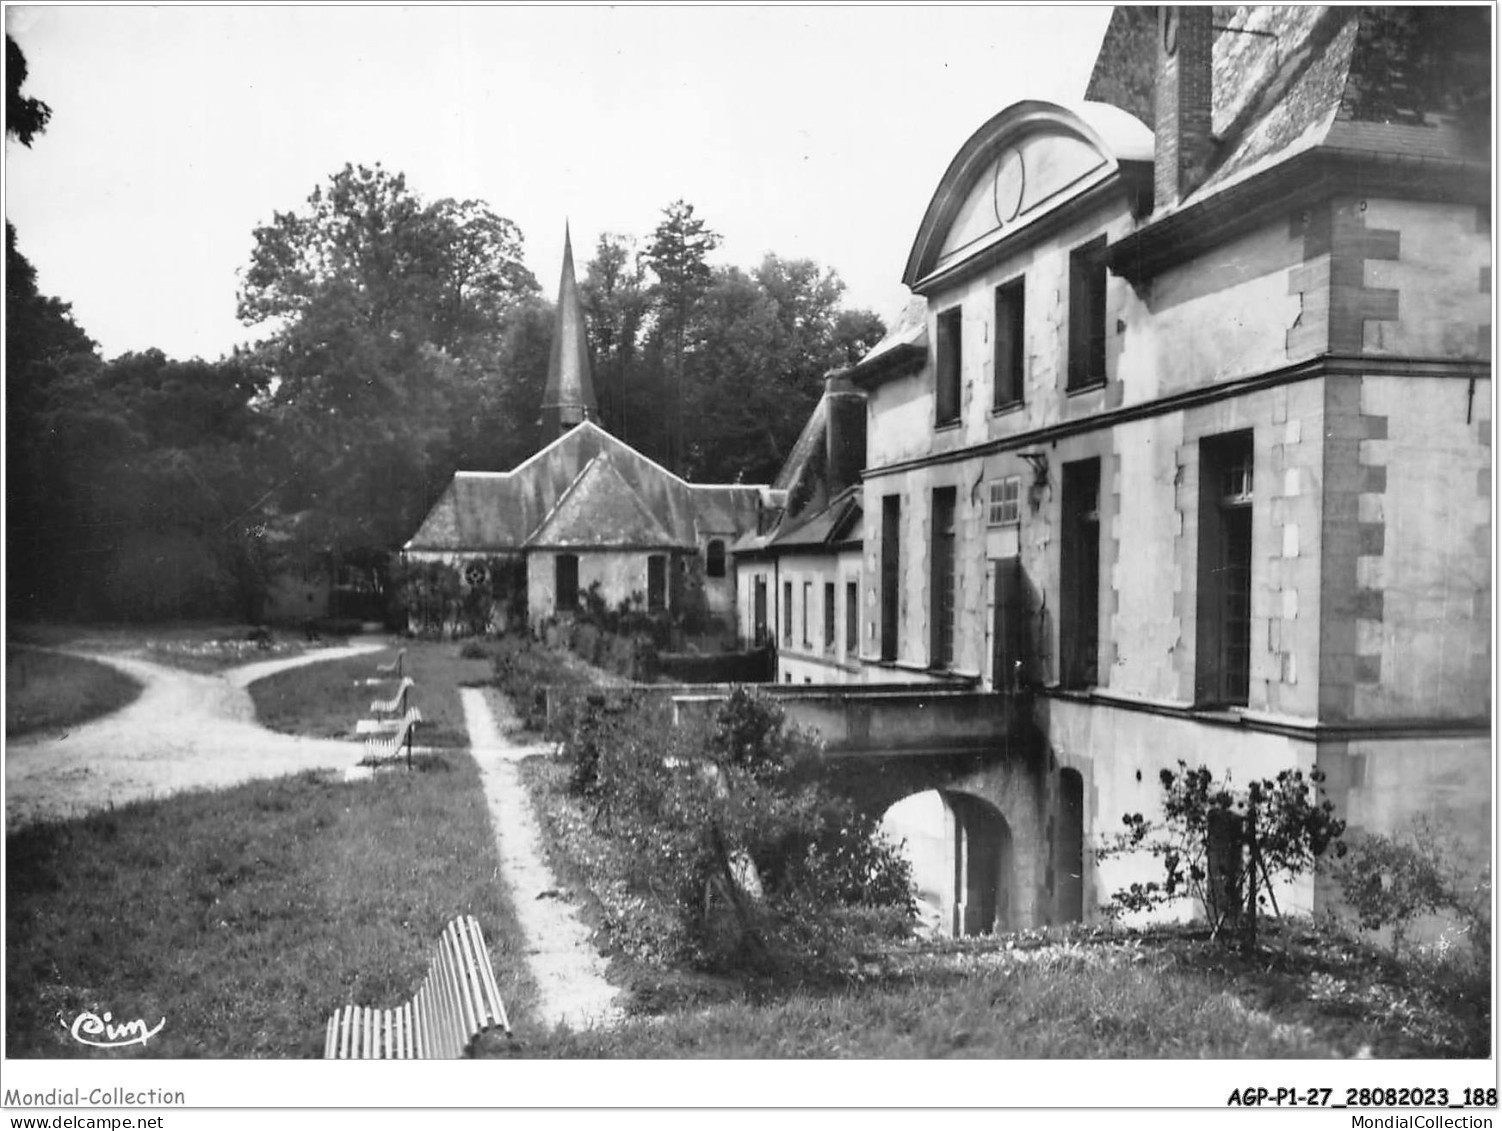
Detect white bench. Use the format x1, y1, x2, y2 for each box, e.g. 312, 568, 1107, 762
364, 708, 422, 766
323, 915, 510, 1058
369, 677, 414, 718
375, 648, 406, 679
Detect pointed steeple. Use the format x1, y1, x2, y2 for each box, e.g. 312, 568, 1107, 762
540, 223, 599, 439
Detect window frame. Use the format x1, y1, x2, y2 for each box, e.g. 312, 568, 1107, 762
880, 494, 901, 661
1058, 458, 1101, 689
930, 486, 958, 669
993, 277, 1026, 410
823, 581, 836, 650
1066, 236, 1108, 392
554, 553, 579, 614
705, 538, 726, 578
987, 476, 1022, 527
935, 305, 963, 427
1195, 431, 1255, 707
646, 554, 668, 613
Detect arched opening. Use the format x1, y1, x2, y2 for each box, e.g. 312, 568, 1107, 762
1058, 768, 1085, 923
706, 538, 727, 578
880, 789, 1013, 938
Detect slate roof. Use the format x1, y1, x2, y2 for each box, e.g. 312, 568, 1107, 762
1165, 7, 1487, 213
770, 486, 862, 551
1098, 6, 1490, 278
527, 454, 682, 549
772, 391, 828, 494
848, 296, 929, 389
734, 368, 871, 560
405, 420, 762, 554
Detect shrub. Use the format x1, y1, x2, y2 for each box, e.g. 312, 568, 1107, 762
1097, 761, 1346, 948
1335, 825, 1447, 956
488, 636, 595, 732
556, 687, 914, 972
1336, 820, 1491, 962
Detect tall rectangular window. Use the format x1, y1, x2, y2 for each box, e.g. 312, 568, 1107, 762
936, 306, 962, 425
782, 580, 793, 644
1059, 459, 1100, 688
1196, 431, 1254, 706
554, 554, 579, 614
1067, 236, 1108, 391
823, 581, 836, 649
753, 575, 768, 645
994, 278, 1025, 409
845, 579, 859, 655
881, 494, 901, 661
992, 555, 1027, 692
802, 580, 812, 647
647, 554, 667, 613
931, 487, 957, 669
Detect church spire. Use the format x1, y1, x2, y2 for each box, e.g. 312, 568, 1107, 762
540, 223, 599, 439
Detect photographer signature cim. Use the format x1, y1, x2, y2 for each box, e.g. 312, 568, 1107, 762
62, 1010, 166, 1049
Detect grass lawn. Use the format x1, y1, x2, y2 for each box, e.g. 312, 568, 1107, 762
5, 647, 143, 738
515, 930, 1489, 1058
249, 640, 491, 747
6, 757, 536, 1058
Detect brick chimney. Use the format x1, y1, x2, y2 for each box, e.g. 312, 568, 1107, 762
823, 373, 867, 498
1154, 6, 1215, 208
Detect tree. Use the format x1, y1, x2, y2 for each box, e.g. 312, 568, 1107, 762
8, 347, 278, 619
644, 200, 720, 473
581, 233, 652, 451
237, 163, 542, 555
6, 34, 51, 146
677, 255, 886, 483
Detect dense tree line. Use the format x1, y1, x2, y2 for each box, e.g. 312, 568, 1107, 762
583, 203, 885, 484
6, 36, 883, 621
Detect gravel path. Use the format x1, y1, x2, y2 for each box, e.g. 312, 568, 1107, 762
461, 686, 623, 1033
5, 642, 384, 829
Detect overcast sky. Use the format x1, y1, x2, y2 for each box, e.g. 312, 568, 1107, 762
5, 5, 1111, 362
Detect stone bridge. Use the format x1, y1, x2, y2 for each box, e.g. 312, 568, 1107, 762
670, 684, 1085, 937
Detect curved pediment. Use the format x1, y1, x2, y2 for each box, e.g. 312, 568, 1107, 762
904, 101, 1153, 290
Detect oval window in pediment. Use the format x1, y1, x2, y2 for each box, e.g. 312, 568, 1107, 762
994, 145, 1025, 222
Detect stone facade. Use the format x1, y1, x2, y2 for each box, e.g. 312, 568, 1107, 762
735, 6, 1491, 934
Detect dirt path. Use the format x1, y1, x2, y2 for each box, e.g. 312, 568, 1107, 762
460, 686, 622, 1033
5, 642, 384, 829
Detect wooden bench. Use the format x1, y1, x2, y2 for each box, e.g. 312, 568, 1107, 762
369, 677, 414, 718
375, 648, 406, 679
364, 708, 422, 767
323, 915, 510, 1058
